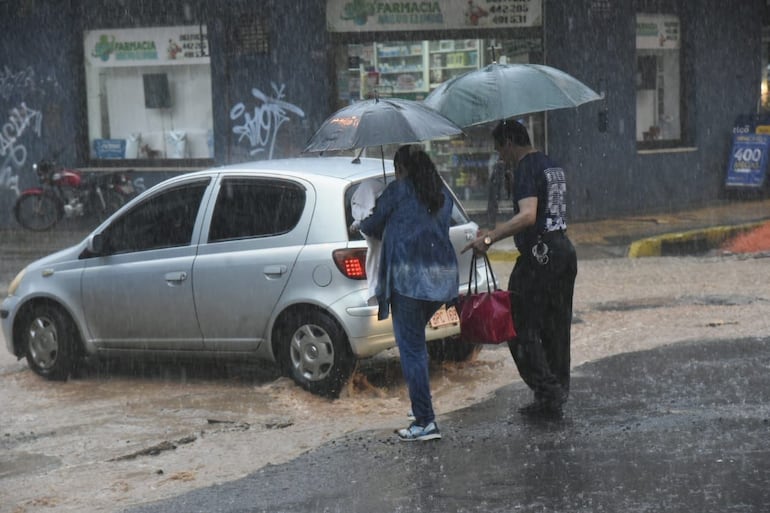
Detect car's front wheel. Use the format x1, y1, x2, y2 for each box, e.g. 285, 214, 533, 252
275, 309, 355, 398
20, 303, 79, 380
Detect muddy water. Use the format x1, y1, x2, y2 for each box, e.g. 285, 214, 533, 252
2, 255, 770, 513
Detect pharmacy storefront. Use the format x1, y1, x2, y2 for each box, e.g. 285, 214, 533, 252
83, 25, 214, 163
326, 0, 545, 206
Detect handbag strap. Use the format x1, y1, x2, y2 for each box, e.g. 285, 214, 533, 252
467, 253, 477, 295
466, 252, 498, 296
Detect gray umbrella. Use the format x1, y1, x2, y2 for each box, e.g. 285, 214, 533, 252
423, 63, 603, 128
304, 96, 464, 177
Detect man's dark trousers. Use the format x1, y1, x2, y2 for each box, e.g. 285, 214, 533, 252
507, 232, 577, 405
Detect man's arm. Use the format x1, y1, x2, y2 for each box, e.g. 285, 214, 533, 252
462, 196, 537, 254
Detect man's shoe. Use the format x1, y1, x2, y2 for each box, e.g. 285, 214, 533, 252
407, 409, 416, 421
396, 421, 442, 441
518, 400, 563, 417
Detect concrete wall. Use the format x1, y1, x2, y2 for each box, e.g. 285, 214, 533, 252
545, 0, 766, 220
0, 0, 333, 228
0, 2, 82, 225
0, 0, 766, 228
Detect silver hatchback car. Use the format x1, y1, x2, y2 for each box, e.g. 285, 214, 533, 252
1, 157, 490, 397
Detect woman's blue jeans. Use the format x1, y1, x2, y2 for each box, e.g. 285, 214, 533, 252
390, 292, 443, 427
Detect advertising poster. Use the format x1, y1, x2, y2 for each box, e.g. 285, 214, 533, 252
636, 13, 680, 49
725, 133, 770, 188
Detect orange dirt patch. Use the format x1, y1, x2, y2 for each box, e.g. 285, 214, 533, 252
721, 221, 770, 254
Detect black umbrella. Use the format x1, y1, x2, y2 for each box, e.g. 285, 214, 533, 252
304, 95, 464, 178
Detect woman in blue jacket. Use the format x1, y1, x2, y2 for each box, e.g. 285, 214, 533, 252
359, 145, 459, 442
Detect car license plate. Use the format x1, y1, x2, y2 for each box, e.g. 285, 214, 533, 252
429, 305, 459, 329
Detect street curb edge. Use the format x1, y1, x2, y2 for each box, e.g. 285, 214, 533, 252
626, 222, 766, 258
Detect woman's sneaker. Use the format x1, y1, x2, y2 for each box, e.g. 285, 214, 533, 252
396, 421, 442, 442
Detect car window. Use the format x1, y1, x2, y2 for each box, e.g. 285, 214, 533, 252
345, 182, 363, 241
102, 179, 210, 254
208, 177, 305, 242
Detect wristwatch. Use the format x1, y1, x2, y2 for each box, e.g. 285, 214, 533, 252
483, 235, 493, 247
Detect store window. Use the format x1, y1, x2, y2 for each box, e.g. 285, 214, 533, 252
84, 26, 213, 161
635, 13, 682, 146
334, 37, 543, 202
325, 0, 545, 207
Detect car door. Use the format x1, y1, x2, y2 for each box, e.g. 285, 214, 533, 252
80, 178, 211, 349
192, 175, 312, 351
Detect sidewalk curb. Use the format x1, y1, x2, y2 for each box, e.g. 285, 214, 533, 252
487, 249, 518, 262
484, 220, 767, 260
626, 221, 766, 258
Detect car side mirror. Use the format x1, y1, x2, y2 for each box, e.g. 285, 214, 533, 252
88, 233, 105, 255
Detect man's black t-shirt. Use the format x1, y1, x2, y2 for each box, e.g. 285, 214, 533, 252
512, 151, 568, 251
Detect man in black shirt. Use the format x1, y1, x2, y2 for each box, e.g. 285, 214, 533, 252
464, 119, 578, 416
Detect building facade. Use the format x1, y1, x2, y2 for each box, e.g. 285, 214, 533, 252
0, 0, 766, 228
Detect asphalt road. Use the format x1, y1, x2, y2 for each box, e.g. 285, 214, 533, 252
125, 336, 770, 513
3, 224, 769, 513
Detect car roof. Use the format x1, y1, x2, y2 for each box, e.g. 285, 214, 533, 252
208, 156, 393, 182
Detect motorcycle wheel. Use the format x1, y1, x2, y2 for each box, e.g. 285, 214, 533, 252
14, 193, 62, 231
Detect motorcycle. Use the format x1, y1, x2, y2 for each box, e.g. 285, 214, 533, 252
13, 159, 136, 231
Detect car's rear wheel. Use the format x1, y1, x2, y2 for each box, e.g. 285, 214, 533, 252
428, 336, 482, 363
275, 310, 354, 398
21, 303, 79, 380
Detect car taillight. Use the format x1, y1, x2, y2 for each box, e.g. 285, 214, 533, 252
332, 248, 367, 280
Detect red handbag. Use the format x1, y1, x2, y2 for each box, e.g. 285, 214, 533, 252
457, 252, 517, 344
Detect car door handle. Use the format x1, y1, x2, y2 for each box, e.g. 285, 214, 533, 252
263, 265, 287, 278
164, 271, 188, 284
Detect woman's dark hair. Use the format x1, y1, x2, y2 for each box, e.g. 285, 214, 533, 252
394, 145, 409, 179
395, 145, 445, 215
492, 119, 531, 147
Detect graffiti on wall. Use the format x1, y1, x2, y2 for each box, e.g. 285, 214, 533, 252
0, 65, 59, 202
0, 66, 36, 101
0, 65, 60, 101
0, 102, 43, 197
230, 82, 305, 159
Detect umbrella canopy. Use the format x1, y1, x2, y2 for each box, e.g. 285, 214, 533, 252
303, 97, 464, 153
423, 63, 603, 128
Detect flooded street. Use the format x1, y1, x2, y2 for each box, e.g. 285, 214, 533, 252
2, 1, 769, 510
2, 233, 770, 512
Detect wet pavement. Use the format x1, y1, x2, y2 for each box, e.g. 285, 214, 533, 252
2, 197, 770, 513
125, 336, 770, 513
